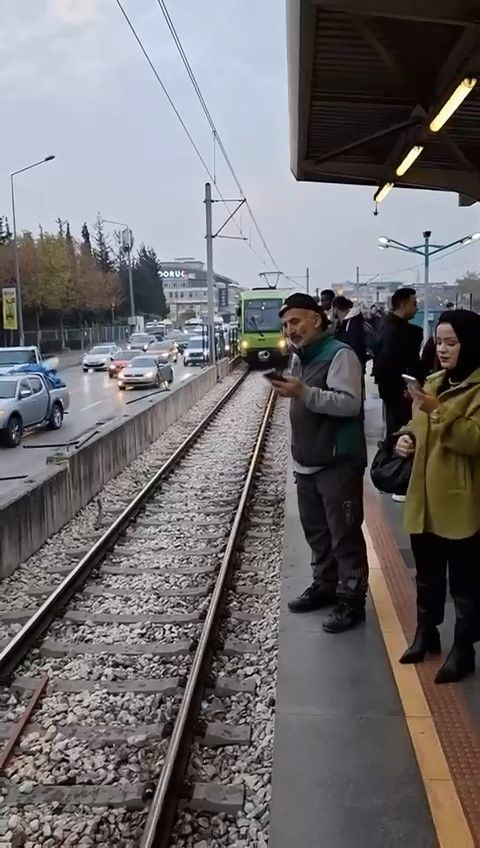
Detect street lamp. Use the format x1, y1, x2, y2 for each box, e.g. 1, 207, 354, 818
377, 230, 480, 341
10, 155, 55, 346
103, 219, 135, 324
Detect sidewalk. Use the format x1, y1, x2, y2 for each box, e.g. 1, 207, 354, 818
269, 461, 436, 848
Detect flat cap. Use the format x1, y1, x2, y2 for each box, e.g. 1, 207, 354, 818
279, 292, 324, 317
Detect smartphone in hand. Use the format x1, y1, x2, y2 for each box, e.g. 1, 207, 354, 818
402, 374, 420, 390
263, 369, 287, 383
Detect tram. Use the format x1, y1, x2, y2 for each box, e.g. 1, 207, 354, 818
238, 288, 289, 366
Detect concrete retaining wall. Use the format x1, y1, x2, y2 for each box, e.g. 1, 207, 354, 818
0, 360, 233, 579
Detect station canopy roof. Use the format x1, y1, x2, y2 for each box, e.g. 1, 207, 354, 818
287, 1, 480, 203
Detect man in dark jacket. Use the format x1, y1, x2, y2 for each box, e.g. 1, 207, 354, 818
373, 287, 423, 438
333, 295, 367, 371
270, 293, 369, 634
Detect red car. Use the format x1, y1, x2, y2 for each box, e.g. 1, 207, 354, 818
108, 350, 139, 379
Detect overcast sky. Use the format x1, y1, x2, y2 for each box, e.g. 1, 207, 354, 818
2, 0, 480, 292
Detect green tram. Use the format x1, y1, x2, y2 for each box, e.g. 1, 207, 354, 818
238, 288, 289, 366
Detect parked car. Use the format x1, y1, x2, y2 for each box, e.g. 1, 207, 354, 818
0, 374, 70, 447
117, 355, 173, 390
83, 344, 120, 372
127, 333, 157, 352
108, 349, 139, 379
148, 339, 178, 363
0, 346, 42, 375
183, 336, 209, 367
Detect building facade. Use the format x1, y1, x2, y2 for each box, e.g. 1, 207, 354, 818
159, 258, 241, 323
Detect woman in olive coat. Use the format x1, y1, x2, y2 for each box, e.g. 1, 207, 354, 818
396, 309, 480, 683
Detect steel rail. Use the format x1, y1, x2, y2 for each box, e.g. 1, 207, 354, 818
0, 368, 248, 682
141, 388, 276, 848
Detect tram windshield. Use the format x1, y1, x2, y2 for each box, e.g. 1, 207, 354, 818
244, 298, 283, 333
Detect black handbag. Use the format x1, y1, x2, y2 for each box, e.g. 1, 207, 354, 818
370, 438, 413, 496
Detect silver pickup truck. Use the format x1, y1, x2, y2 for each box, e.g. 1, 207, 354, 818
0, 374, 70, 447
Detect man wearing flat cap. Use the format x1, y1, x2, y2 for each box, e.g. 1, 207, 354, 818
272, 292, 369, 633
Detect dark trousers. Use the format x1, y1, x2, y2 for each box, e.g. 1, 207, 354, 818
411, 533, 480, 645
296, 465, 369, 602
383, 393, 412, 439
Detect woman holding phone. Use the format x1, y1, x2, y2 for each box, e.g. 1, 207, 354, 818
396, 309, 480, 683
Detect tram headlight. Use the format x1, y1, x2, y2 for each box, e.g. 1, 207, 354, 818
278, 338, 287, 350
241, 340, 248, 350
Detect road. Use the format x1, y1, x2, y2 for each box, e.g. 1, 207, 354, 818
0, 357, 198, 497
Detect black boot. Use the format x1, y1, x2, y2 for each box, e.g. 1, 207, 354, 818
288, 584, 336, 613
322, 601, 365, 633
399, 626, 441, 664
434, 643, 475, 684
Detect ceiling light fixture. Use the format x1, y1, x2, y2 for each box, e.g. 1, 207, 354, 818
396, 145, 424, 176
374, 183, 394, 203
430, 78, 477, 132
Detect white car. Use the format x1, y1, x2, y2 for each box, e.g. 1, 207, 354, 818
118, 355, 173, 390
83, 344, 120, 372
183, 336, 210, 367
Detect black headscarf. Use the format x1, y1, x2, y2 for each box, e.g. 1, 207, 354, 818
436, 309, 480, 384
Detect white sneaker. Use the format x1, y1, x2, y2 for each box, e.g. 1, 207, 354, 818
392, 494, 406, 503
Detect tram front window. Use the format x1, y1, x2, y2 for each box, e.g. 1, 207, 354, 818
244, 299, 283, 333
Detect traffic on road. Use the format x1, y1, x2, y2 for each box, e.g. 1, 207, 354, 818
0, 350, 193, 491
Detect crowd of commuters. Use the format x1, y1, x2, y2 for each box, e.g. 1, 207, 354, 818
270, 288, 480, 684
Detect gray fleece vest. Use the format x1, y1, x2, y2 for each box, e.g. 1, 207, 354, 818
290, 335, 366, 468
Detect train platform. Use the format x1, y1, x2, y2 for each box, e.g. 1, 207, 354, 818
270, 393, 480, 848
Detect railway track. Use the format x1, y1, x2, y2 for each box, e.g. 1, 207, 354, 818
0, 370, 286, 847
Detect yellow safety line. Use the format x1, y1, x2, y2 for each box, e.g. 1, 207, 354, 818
364, 524, 475, 848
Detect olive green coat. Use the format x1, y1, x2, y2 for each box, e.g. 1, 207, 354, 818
404, 367, 480, 539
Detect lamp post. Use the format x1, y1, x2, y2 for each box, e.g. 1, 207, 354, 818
103, 219, 135, 325
10, 155, 55, 346
378, 230, 480, 341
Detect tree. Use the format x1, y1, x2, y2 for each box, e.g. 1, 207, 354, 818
0, 216, 12, 245
131, 244, 168, 318
455, 271, 480, 309
81, 222, 92, 257
93, 214, 114, 273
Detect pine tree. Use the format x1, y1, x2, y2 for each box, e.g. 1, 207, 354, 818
93, 214, 114, 273
3, 217, 12, 243
133, 244, 168, 318
81, 222, 92, 256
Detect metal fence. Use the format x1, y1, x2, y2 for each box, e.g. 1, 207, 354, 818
0, 324, 239, 359
0, 325, 130, 353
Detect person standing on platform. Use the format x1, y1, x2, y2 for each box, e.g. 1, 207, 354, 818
333, 295, 367, 371
320, 289, 336, 329
373, 287, 423, 438
396, 310, 480, 683
270, 293, 369, 634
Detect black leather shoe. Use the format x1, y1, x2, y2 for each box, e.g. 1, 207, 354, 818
322, 602, 365, 633
287, 585, 336, 613
434, 643, 475, 684
399, 626, 441, 664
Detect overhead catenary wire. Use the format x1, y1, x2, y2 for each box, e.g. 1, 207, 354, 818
114, 0, 267, 268
154, 0, 298, 283
115, 0, 296, 282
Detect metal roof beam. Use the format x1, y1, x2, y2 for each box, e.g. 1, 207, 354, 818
301, 159, 480, 199
434, 28, 480, 100
316, 1, 479, 27
313, 118, 420, 164
351, 15, 427, 105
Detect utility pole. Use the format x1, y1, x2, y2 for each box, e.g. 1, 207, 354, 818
306, 267, 310, 295
104, 220, 135, 326
204, 183, 216, 367
423, 230, 431, 343
10, 154, 55, 345
356, 265, 360, 300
